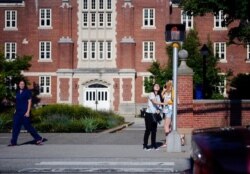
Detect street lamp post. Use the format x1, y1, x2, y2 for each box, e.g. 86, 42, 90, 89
200, 44, 209, 99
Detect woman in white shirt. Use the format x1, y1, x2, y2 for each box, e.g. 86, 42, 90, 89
143, 83, 162, 151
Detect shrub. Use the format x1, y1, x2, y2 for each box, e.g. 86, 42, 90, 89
31, 104, 124, 133
79, 117, 98, 133
0, 113, 12, 132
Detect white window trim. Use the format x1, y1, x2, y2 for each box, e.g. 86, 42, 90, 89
142, 41, 155, 62
39, 76, 51, 96
4, 42, 17, 60
39, 8, 52, 29
142, 8, 156, 29
4, 10, 18, 30
247, 44, 250, 63
214, 42, 227, 63
181, 10, 193, 30
213, 10, 227, 30
39, 41, 52, 62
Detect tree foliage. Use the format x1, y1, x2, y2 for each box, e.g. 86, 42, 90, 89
180, 0, 250, 44
144, 60, 172, 93
182, 29, 221, 98
0, 52, 32, 108
229, 74, 250, 99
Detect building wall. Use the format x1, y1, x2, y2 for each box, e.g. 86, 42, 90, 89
0, 0, 249, 123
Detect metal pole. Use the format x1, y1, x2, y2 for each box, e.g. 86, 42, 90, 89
172, 43, 178, 131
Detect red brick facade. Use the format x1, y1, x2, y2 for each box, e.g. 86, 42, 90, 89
0, 0, 249, 126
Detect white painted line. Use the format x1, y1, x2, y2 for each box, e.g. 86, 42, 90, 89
36, 161, 175, 166
19, 167, 175, 173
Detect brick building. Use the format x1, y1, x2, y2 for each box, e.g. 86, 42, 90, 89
0, 0, 249, 122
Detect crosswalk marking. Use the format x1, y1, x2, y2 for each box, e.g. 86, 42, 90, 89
19, 167, 176, 173
36, 161, 175, 166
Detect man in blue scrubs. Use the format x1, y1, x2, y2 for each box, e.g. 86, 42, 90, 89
9, 80, 44, 146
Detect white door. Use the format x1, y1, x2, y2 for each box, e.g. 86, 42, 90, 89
84, 85, 110, 111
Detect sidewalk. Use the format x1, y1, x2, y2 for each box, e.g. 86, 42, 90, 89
0, 117, 192, 173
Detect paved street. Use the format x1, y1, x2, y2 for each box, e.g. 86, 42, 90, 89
0, 118, 192, 174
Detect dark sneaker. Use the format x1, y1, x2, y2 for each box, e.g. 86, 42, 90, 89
151, 145, 159, 151
8, 143, 17, 147
143, 145, 151, 151
153, 147, 159, 151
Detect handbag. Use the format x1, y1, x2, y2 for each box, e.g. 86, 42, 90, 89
152, 113, 162, 124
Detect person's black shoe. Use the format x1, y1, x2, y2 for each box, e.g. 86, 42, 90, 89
143, 145, 151, 151
8, 143, 17, 147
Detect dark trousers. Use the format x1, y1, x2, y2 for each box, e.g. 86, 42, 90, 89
143, 112, 158, 147
11, 113, 42, 145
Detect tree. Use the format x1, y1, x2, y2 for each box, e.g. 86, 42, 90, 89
0, 52, 32, 109
183, 29, 222, 99
180, 0, 250, 44
144, 60, 172, 93
229, 74, 250, 99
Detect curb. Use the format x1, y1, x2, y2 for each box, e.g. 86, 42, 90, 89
100, 122, 134, 134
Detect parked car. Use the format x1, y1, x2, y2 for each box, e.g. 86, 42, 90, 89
191, 126, 250, 174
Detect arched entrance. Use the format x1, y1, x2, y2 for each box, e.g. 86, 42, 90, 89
83, 83, 110, 111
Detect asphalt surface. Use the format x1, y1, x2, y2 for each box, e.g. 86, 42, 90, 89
0, 117, 192, 174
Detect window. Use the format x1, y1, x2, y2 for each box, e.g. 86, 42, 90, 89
91, 0, 96, 10
143, 8, 155, 27
98, 13, 104, 27
4, 42, 16, 60
5, 10, 17, 29
99, 0, 104, 10
214, 10, 226, 29
83, 0, 88, 10
82, 41, 88, 59
82, 41, 112, 60
143, 41, 155, 61
106, 13, 112, 27
107, 0, 112, 10
82, 0, 112, 29
106, 41, 112, 60
181, 11, 193, 29
216, 74, 227, 97
214, 42, 226, 62
247, 44, 250, 61
39, 41, 51, 60
98, 41, 104, 59
39, 9, 52, 27
39, 76, 51, 95
90, 41, 96, 59
82, 12, 88, 27
90, 13, 96, 27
